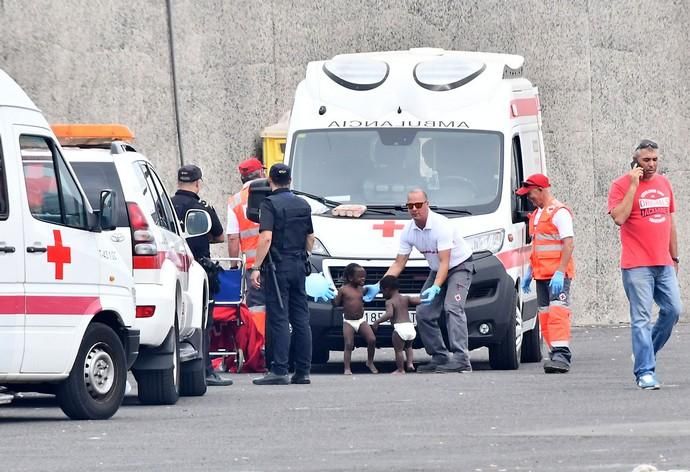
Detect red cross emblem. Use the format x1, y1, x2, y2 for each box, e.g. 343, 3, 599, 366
373, 220, 404, 238
47, 229, 72, 280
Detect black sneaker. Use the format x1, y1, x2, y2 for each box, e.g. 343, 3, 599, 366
253, 372, 290, 385
417, 361, 444, 373
543, 359, 570, 374
435, 362, 472, 373
206, 373, 233, 386
290, 374, 311, 385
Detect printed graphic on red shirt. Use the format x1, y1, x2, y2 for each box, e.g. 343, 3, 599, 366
638, 189, 670, 223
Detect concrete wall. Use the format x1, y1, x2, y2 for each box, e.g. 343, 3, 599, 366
2, 0, 688, 324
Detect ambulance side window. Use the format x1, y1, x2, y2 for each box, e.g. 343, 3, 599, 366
0, 137, 8, 220
20, 135, 87, 229
511, 135, 524, 217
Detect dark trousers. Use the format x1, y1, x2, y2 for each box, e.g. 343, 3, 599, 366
264, 258, 311, 376
205, 301, 215, 377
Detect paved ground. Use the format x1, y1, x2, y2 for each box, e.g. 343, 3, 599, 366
2, 325, 690, 472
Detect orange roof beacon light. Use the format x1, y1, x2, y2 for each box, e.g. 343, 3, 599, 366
51, 123, 135, 146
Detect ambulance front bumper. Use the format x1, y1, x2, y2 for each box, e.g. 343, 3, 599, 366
308, 252, 521, 350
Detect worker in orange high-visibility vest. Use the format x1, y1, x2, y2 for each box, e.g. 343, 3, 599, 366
227, 157, 268, 366
516, 173, 575, 374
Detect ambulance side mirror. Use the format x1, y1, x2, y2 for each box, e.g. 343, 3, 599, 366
98, 189, 117, 231
184, 209, 211, 237
246, 178, 272, 224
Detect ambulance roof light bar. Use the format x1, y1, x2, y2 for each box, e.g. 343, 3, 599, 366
413, 57, 486, 91
51, 123, 135, 147
323, 58, 389, 91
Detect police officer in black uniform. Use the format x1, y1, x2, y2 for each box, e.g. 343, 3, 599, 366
171, 164, 233, 387
250, 163, 314, 385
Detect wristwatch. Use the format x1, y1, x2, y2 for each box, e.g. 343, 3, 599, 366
250, 267, 261, 272
672, 257, 680, 263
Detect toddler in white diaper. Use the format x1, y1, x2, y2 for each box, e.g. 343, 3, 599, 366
372, 275, 421, 374
333, 263, 378, 375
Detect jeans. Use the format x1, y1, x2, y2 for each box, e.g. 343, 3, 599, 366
621, 265, 682, 379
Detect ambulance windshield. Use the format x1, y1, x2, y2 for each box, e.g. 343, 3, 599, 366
290, 128, 503, 215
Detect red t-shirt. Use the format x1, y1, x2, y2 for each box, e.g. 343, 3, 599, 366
607, 173, 675, 269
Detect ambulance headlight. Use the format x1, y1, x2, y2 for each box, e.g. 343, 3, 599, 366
311, 237, 330, 257
466, 229, 504, 254
414, 57, 486, 91
323, 58, 389, 91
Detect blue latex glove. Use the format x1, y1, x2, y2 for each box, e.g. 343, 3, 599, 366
420, 285, 441, 305
521, 266, 533, 294
362, 283, 380, 302
549, 271, 565, 296
305, 273, 337, 303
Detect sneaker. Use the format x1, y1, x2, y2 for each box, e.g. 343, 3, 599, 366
206, 373, 234, 386
290, 374, 311, 385
253, 372, 289, 385
435, 361, 472, 373
417, 361, 444, 373
636, 373, 660, 390
543, 359, 570, 374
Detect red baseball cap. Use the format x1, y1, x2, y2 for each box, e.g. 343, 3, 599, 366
238, 157, 264, 176
515, 173, 550, 196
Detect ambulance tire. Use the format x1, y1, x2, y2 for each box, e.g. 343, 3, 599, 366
488, 289, 521, 370
136, 325, 180, 405
520, 314, 543, 363
56, 322, 127, 420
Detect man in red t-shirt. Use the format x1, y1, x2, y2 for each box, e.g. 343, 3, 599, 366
608, 139, 682, 390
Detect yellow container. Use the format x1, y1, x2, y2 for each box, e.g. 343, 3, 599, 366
261, 112, 290, 171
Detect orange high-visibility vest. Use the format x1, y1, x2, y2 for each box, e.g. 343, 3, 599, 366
529, 200, 575, 280
229, 186, 260, 268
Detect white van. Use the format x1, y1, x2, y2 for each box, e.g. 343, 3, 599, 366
0, 69, 140, 419
286, 49, 544, 369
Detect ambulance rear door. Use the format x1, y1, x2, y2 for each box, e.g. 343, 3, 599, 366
15, 128, 101, 373
0, 131, 26, 374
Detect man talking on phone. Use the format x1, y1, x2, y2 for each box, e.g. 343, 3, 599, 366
608, 139, 682, 390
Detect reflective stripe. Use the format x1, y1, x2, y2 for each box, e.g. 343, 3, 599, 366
240, 227, 260, 238
551, 341, 570, 348
249, 305, 265, 313
535, 233, 561, 241
550, 300, 570, 307
245, 249, 257, 257
535, 244, 563, 252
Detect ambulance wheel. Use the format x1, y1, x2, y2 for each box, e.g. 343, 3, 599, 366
489, 289, 522, 370
521, 314, 543, 363
136, 325, 180, 405
56, 322, 127, 420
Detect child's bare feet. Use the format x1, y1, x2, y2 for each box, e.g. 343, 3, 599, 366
366, 362, 379, 374
344, 369, 352, 375
391, 369, 405, 375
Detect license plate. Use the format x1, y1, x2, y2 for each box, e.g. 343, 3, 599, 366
364, 311, 416, 326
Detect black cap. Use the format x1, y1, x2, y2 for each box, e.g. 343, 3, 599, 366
178, 164, 202, 182
269, 163, 291, 184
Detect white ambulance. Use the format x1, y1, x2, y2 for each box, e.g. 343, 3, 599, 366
0, 69, 139, 419
287, 49, 544, 369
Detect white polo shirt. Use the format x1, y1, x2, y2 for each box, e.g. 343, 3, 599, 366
398, 210, 472, 271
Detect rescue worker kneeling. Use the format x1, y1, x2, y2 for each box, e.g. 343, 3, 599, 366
516, 174, 575, 373
250, 164, 315, 385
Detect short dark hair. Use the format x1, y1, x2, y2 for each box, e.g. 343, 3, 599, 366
343, 263, 364, 283
380, 275, 399, 291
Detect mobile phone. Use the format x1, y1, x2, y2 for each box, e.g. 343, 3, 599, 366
630, 161, 639, 169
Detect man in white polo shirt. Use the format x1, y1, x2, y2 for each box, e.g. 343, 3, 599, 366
363, 189, 474, 373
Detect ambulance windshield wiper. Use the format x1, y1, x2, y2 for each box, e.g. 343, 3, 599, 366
292, 190, 341, 207
429, 206, 472, 216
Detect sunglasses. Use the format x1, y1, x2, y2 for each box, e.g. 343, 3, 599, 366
405, 201, 427, 210
635, 140, 658, 150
